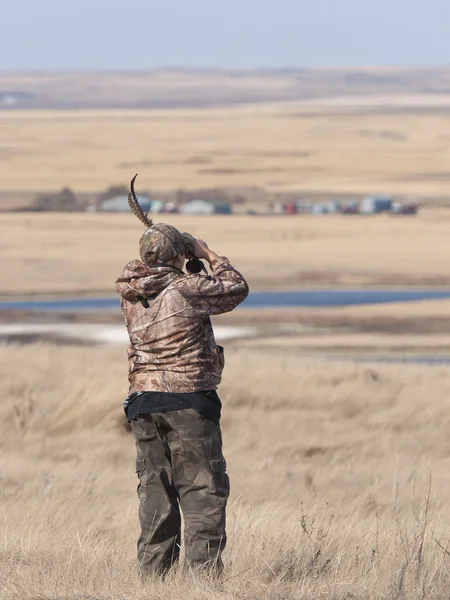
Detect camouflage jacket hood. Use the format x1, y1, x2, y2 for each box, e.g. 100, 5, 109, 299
116, 256, 249, 394
116, 260, 182, 303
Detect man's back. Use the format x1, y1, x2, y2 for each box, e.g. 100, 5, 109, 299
116, 255, 248, 393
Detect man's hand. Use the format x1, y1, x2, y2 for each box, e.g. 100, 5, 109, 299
192, 238, 219, 265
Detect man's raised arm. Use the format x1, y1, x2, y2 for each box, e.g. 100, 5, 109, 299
177, 238, 249, 316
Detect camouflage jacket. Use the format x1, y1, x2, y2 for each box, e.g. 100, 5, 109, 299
115, 257, 249, 394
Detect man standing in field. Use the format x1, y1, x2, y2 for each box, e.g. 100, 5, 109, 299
115, 190, 248, 576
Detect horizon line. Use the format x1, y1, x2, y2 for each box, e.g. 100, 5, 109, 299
1, 64, 450, 74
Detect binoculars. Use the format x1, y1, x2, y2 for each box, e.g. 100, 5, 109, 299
181, 232, 207, 274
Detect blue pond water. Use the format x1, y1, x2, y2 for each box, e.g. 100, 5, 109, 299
1, 289, 450, 312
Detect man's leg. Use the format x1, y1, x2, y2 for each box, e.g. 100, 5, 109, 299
130, 415, 181, 574
166, 409, 229, 573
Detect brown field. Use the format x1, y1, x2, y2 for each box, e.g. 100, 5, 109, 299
1, 211, 450, 297
2, 343, 450, 599
2, 97, 450, 198
3, 71, 450, 599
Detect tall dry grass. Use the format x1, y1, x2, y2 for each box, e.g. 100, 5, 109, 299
2, 343, 450, 598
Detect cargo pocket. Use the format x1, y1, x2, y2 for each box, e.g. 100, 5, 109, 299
136, 454, 145, 474
209, 455, 229, 497
210, 454, 227, 472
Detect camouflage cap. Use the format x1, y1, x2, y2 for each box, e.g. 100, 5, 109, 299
139, 223, 185, 265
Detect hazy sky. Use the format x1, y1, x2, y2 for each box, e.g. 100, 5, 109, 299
1, 0, 450, 70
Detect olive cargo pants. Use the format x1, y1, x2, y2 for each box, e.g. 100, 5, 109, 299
130, 409, 229, 574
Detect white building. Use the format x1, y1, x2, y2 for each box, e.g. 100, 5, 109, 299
100, 195, 152, 213
361, 196, 393, 214
180, 200, 216, 215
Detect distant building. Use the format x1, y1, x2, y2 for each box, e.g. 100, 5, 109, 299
391, 202, 418, 215
342, 201, 359, 214
99, 195, 152, 213
295, 200, 312, 214
207, 198, 232, 214
325, 200, 342, 213
164, 202, 178, 214
180, 199, 232, 215
148, 200, 165, 214
284, 202, 297, 215
312, 204, 329, 215
180, 200, 215, 215
361, 195, 393, 214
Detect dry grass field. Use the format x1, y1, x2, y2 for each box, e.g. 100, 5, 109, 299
0, 211, 450, 297
2, 343, 450, 599
2, 97, 450, 198
3, 71, 450, 599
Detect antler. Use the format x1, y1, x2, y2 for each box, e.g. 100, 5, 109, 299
128, 174, 153, 227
